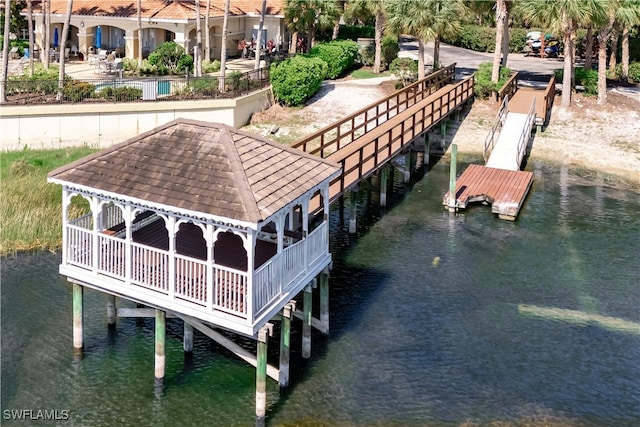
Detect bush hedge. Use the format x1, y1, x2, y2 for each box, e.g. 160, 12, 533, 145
360, 35, 400, 70
147, 41, 192, 74
474, 62, 512, 99
389, 57, 418, 86
270, 55, 327, 106
308, 40, 359, 79
555, 67, 598, 96
442, 24, 542, 54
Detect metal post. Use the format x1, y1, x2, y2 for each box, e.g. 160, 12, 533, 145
302, 284, 312, 359
279, 304, 292, 388
448, 144, 458, 212
73, 283, 83, 352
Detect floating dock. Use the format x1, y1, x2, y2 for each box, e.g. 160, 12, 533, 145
444, 163, 534, 221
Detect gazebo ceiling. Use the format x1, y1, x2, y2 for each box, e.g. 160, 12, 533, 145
48, 119, 340, 224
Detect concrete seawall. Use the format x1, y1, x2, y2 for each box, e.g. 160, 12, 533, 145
0, 88, 272, 151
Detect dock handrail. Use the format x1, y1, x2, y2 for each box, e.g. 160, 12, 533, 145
290, 63, 456, 157
541, 74, 556, 126
497, 71, 519, 102
483, 94, 509, 162
516, 97, 536, 166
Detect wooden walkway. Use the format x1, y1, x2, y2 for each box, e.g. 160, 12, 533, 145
291, 64, 475, 204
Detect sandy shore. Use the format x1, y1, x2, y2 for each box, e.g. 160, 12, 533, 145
245, 78, 640, 190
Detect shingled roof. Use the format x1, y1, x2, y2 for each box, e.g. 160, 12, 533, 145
48, 119, 340, 225
33, 0, 284, 20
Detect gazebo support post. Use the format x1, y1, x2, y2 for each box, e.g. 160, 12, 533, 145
73, 283, 84, 353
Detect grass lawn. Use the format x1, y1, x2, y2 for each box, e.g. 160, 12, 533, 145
1, 147, 97, 255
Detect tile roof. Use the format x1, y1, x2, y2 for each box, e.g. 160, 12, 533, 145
48, 119, 341, 225
34, 0, 284, 20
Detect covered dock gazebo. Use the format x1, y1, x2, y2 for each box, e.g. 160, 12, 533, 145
48, 118, 341, 419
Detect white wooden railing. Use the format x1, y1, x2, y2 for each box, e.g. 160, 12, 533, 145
214, 265, 248, 316
64, 220, 329, 323
67, 226, 93, 268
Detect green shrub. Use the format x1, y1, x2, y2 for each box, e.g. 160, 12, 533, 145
226, 71, 248, 91
389, 57, 418, 86
177, 54, 193, 74
442, 25, 495, 52
610, 61, 640, 83
332, 25, 375, 41
381, 35, 400, 69
555, 67, 598, 96
139, 59, 158, 75
63, 81, 95, 102
202, 59, 221, 73
97, 86, 142, 101
122, 58, 138, 73
308, 40, 359, 79
189, 78, 219, 96
270, 55, 327, 106
628, 61, 640, 83
147, 41, 190, 74
6, 64, 68, 96
474, 62, 511, 99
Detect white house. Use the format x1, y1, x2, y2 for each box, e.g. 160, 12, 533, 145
29, 0, 288, 61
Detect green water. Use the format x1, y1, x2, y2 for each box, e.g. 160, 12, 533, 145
2, 159, 639, 426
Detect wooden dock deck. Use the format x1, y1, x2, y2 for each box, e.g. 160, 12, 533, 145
444, 164, 534, 220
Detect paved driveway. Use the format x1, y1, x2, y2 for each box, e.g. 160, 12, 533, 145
400, 39, 564, 82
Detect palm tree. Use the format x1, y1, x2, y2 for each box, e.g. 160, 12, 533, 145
204, 0, 211, 62
137, 0, 142, 67
255, 0, 267, 70
1, 0, 11, 103
43, 0, 50, 68
597, 0, 639, 103
615, 0, 640, 81
57, 0, 73, 101
518, 0, 608, 108
218, 0, 230, 92
284, 0, 341, 50
351, 0, 386, 73
492, 0, 507, 82
386, 0, 462, 78
332, 0, 347, 40
27, 0, 34, 76
195, 0, 202, 77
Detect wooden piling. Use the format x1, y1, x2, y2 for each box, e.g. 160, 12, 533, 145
155, 309, 166, 386
302, 284, 312, 359
319, 273, 329, 335
279, 303, 292, 388
403, 152, 411, 183
380, 167, 388, 207
448, 144, 458, 212
424, 137, 431, 168
256, 326, 269, 421
183, 321, 194, 353
107, 294, 116, 326
73, 283, 83, 351
349, 191, 357, 234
